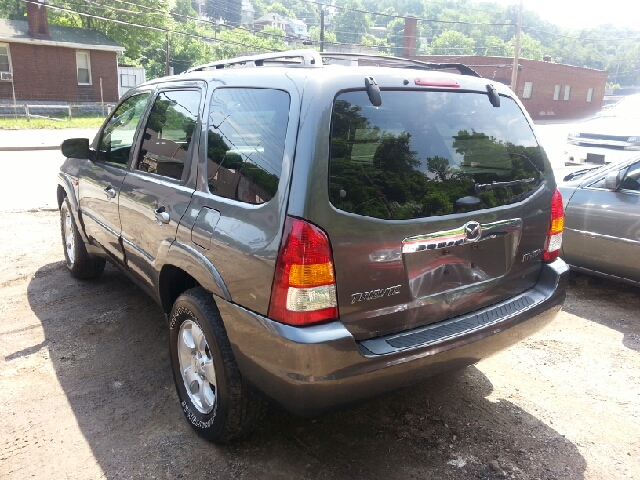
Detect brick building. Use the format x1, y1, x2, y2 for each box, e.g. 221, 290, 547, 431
413, 55, 608, 121
392, 16, 609, 121
0, 3, 124, 103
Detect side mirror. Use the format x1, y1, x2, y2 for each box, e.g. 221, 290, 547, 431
604, 170, 621, 190
61, 138, 90, 159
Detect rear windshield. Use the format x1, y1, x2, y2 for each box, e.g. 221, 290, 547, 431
329, 90, 546, 220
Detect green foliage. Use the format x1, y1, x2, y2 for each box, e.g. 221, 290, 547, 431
483, 35, 509, 56
508, 32, 544, 61
204, 0, 241, 27
333, 0, 371, 44
265, 2, 296, 19
309, 26, 337, 44
2, 0, 638, 86
429, 31, 475, 55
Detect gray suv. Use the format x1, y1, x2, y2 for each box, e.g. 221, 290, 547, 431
57, 50, 569, 442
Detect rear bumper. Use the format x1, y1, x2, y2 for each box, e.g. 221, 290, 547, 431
217, 259, 569, 416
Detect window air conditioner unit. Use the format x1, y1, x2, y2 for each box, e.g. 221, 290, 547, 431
0, 72, 13, 81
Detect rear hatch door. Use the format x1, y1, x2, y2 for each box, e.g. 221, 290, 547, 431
323, 86, 553, 340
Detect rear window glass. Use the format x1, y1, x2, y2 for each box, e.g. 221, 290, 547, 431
329, 90, 546, 220
206, 88, 290, 204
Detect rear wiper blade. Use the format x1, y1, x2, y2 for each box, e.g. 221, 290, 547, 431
563, 167, 596, 181
474, 178, 536, 194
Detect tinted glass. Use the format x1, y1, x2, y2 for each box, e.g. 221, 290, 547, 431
621, 161, 640, 191
206, 88, 290, 204
329, 90, 546, 220
137, 90, 201, 181
98, 93, 150, 165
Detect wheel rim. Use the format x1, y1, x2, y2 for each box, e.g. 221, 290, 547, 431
64, 210, 75, 265
177, 319, 217, 414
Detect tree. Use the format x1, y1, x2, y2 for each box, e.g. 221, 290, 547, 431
265, 2, 296, 19
509, 32, 544, 61
429, 31, 475, 55
385, 17, 404, 56
483, 35, 509, 57
332, 0, 370, 45
204, 0, 241, 27
309, 25, 337, 44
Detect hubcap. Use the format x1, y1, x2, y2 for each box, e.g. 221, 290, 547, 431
64, 211, 75, 264
177, 319, 217, 414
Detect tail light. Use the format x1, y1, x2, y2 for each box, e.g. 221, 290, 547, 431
543, 189, 564, 262
268, 216, 338, 326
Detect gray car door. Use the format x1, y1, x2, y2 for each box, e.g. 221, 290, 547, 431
118, 85, 203, 288
78, 93, 151, 263
175, 79, 300, 314
564, 160, 640, 282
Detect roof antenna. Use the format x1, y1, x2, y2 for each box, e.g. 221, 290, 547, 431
486, 83, 500, 107
365, 76, 382, 107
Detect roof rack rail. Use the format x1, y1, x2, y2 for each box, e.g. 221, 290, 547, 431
319, 52, 481, 78
184, 49, 322, 73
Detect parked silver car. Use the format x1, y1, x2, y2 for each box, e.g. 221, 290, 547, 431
559, 157, 640, 285
565, 94, 640, 166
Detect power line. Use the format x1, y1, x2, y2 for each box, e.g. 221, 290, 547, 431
21, 0, 284, 52
523, 26, 640, 42
295, 0, 515, 27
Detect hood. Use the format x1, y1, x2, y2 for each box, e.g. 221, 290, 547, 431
575, 116, 640, 137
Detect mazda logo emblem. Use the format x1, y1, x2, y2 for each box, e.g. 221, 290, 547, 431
464, 221, 482, 242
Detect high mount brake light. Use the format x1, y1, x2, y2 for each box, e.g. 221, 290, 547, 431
268, 217, 338, 326
543, 189, 564, 262
414, 78, 460, 88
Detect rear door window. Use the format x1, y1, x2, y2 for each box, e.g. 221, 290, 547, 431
206, 88, 290, 204
329, 90, 546, 220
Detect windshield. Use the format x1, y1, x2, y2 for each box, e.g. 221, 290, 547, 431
603, 95, 640, 119
328, 90, 547, 220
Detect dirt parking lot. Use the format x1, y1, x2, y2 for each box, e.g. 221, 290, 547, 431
1, 210, 639, 480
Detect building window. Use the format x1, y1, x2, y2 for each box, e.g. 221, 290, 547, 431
522, 82, 533, 99
564, 85, 571, 101
120, 74, 136, 88
76, 51, 92, 85
553, 85, 561, 101
0, 44, 12, 74
587, 88, 594, 103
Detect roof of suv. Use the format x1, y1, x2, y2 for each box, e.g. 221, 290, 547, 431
141, 49, 512, 95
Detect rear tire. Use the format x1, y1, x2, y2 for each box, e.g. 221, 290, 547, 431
60, 198, 106, 279
168, 287, 266, 443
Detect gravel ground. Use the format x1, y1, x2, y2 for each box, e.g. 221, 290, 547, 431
0, 210, 638, 480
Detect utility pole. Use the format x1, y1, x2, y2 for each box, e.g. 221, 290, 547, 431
319, 8, 325, 52
165, 32, 170, 76
510, 0, 523, 92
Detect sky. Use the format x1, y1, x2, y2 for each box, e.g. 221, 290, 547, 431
472, 0, 640, 31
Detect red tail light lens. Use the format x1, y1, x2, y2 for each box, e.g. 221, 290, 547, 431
543, 189, 564, 262
268, 217, 338, 326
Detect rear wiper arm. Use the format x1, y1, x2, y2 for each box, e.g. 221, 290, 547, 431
563, 167, 596, 181
474, 178, 536, 194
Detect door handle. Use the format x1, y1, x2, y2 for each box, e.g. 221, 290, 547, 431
104, 186, 117, 200
154, 206, 170, 225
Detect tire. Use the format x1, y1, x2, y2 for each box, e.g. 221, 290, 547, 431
168, 287, 266, 443
60, 198, 106, 279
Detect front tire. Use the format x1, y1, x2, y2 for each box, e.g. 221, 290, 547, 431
60, 198, 106, 279
168, 287, 266, 443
